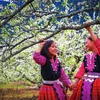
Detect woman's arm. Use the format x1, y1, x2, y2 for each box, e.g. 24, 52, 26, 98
74, 62, 85, 79
85, 22, 100, 54
70, 62, 85, 90
35, 39, 46, 53
33, 39, 46, 66
33, 52, 46, 66
85, 26, 97, 41
69, 78, 80, 91
59, 68, 71, 87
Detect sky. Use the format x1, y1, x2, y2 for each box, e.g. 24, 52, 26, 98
0, 0, 99, 23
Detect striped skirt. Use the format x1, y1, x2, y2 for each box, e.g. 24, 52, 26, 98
70, 73, 100, 100
38, 84, 68, 100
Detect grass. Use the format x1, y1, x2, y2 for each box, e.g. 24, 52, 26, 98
0, 81, 72, 100
0, 81, 39, 100
0, 82, 26, 89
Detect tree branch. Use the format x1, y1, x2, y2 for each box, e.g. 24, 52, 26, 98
1, 20, 100, 62
57, 7, 100, 18
60, 20, 100, 30
0, 0, 35, 28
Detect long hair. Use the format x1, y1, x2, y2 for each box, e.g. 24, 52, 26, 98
40, 40, 55, 59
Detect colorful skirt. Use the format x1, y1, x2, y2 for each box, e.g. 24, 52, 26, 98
38, 83, 68, 100
70, 72, 100, 100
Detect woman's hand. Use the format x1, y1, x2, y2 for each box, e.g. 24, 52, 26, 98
84, 21, 97, 41
35, 39, 46, 52
69, 82, 77, 91
40, 39, 46, 48
84, 21, 91, 31
69, 78, 79, 91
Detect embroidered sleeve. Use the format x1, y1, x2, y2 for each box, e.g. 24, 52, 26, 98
74, 62, 85, 79
59, 68, 71, 86
33, 52, 46, 66
94, 38, 100, 55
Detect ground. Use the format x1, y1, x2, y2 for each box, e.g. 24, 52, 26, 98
0, 88, 38, 100
0, 81, 72, 100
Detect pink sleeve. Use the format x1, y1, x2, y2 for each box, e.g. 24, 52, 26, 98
33, 52, 46, 66
59, 68, 71, 87
94, 38, 100, 55
74, 62, 85, 79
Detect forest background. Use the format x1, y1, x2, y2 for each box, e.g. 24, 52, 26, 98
0, 0, 100, 99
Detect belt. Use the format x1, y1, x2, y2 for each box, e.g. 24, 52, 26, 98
84, 72, 100, 79
43, 79, 63, 86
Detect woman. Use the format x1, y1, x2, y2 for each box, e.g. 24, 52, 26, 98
70, 22, 100, 100
33, 39, 71, 100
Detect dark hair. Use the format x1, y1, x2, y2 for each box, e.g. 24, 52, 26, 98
40, 40, 55, 59
87, 34, 100, 41
87, 36, 93, 41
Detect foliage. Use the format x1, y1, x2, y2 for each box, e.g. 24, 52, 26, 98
0, 0, 100, 83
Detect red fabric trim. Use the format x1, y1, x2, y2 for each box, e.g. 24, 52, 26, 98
38, 85, 57, 100
74, 62, 85, 79
70, 78, 100, 100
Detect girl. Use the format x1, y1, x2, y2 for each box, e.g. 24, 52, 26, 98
33, 39, 71, 100
70, 22, 100, 100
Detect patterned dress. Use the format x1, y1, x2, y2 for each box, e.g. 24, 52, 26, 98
33, 52, 71, 100
70, 38, 100, 100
